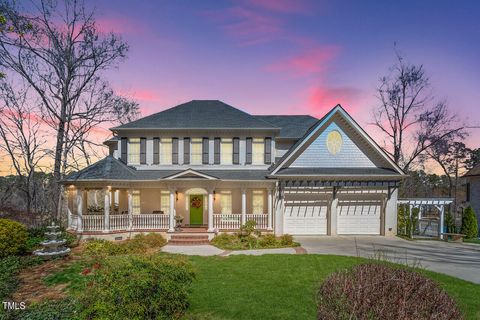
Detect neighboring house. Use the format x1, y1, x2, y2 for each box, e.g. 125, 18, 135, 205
463, 164, 480, 226
62, 100, 405, 239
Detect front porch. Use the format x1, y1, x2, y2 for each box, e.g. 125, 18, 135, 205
65, 183, 274, 234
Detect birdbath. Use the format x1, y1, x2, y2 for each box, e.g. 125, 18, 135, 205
33, 222, 71, 258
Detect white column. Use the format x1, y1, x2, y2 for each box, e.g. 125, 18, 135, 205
330, 188, 338, 236
241, 188, 247, 225
128, 189, 133, 230
169, 188, 176, 232
208, 188, 214, 231
439, 205, 445, 240
76, 188, 83, 232
267, 188, 273, 231
103, 188, 111, 233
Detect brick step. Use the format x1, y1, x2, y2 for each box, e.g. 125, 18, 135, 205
170, 235, 209, 240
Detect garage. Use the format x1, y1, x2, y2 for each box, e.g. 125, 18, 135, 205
337, 199, 381, 235
283, 191, 328, 235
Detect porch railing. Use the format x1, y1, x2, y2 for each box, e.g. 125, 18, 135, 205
82, 214, 104, 231
79, 214, 169, 232
110, 215, 129, 231
132, 214, 169, 230
213, 214, 242, 229
246, 214, 268, 229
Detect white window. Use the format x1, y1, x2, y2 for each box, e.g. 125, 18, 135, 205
132, 190, 141, 215
220, 191, 232, 214
128, 138, 140, 165
221, 138, 233, 165
191, 138, 202, 165
252, 138, 264, 165
160, 138, 172, 164
252, 190, 264, 214
160, 191, 170, 214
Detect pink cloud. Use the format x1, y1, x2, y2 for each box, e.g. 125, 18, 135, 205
116, 88, 161, 103
266, 46, 340, 77
303, 85, 365, 117
246, 0, 311, 14
95, 16, 147, 35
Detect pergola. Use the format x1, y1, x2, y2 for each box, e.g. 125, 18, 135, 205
397, 198, 454, 239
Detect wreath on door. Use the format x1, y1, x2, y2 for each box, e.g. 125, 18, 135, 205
191, 196, 202, 209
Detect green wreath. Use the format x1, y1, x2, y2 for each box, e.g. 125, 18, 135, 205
191, 196, 202, 209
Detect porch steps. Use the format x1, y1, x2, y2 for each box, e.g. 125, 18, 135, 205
168, 234, 210, 245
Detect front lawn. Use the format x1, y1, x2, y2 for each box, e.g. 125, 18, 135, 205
464, 238, 480, 245
43, 254, 480, 320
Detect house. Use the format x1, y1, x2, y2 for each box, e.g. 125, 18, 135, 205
62, 100, 405, 240
463, 164, 480, 226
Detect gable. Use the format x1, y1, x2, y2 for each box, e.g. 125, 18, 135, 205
290, 122, 376, 168
163, 169, 218, 180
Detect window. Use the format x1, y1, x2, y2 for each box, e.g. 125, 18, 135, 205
466, 182, 471, 202
220, 191, 232, 214
128, 138, 140, 165
160, 191, 170, 214
191, 138, 203, 165
132, 190, 141, 215
221, 138, 233, 165
252, 138, 264, 165
160, 138, 172, 164
252, 190, 264, 214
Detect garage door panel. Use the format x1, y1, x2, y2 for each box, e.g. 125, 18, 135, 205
338, 201, 381, 235
284, 201, 327, 235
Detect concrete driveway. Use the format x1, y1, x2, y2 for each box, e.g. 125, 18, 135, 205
295, 236, 480, 284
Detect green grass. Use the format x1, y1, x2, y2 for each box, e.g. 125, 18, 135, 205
44, 254, 480, 320
464, 238, 480, 245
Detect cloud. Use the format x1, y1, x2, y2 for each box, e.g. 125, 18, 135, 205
245, 0, 311, 14
266, 46, 339, 77
95, 16, 147, 35
116, 88, 161, 102
303, 85, 365, 116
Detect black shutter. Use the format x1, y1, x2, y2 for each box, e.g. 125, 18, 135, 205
172, 138, 179, 164
183, 137, 190, 164
153, 138, 159, 164
264, 137, 272, 164
140, 138, 147, 164
202, 138, 209, 164
121, 138, 127, 163
466, 182, 471, 202
246, 137, 252, 164
233, 137, 240, 164
214, 138, 220, 164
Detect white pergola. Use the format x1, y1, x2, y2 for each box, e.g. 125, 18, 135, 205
397, 198, 454, 239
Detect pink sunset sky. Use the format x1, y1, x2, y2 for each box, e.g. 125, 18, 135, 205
1, 0, 479, 175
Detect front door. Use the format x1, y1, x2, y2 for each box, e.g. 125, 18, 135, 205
189, 195, 203, 225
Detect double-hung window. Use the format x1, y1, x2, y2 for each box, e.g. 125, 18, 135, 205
132, 190, 141, 215
252, 190, 264, 214
160, 138, 172, 164
252, 138, 264, 165
128, 138, 140, 165
190, 138, 203, 165
220, 191, 232, 214
160, 191, 170, 214
221, 138, 233, 165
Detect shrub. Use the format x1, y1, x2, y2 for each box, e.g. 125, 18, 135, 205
0, 219, 28, 257
279, 234, 294, 246
238, 220, 258, 238
128, 232, 167, 251
79, 255, 195, 319
211, 233, 242, 250
2, 298, 80, 320
0, 256, 41, 302
461, 206, 478, 239
317, 263, 462, 320
83, 233, 167, 257
444, 209, 456, 233
83, 239, 128, 257
258, 234, 277, 247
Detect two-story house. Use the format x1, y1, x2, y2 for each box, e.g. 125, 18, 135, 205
62, 100, 405, 240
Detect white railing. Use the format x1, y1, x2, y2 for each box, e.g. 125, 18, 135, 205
247, 214, 268, 229
83, 214, 105, 231
133, 214, 169, 230
213, 214, 242, 229
70, 214, 79, 230
110, 215, 129, 231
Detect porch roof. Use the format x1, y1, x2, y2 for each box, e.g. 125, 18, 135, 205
63, 156, 271, 182
271, 167, 402, 178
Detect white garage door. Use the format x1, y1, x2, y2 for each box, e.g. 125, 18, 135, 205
284, 200, 328, 235
337, 200, 381, 235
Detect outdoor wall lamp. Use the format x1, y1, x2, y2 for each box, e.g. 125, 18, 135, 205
175, 191, 178, 201
213, 191, 216, 200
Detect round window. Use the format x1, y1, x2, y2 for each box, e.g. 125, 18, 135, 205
326, 130, 343, 155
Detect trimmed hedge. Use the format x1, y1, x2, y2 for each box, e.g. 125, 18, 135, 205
0, 219, 28, 257
78, 254, 195, 319
317, 263, 462, 320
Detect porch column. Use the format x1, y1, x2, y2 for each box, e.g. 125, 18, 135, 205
103, 187, 111, 233
208, 188, 214, 231
267, 188, 273, 230
241, 188, 247, 225
76, 188, 84, 232
439, 205, 445, 240
329, 187, 338, 236
169, 188, 176, 232
128, 189, 133, 230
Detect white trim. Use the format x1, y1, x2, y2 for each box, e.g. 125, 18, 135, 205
270, 105, 405, 176
163, 169, 218, 180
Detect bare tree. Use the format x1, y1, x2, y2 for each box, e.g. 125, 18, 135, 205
0, 82, 48, 214
0, 0, 139, 217
372, 51, 466, 171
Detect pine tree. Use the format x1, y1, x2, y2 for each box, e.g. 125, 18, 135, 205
461, 206, 478, 239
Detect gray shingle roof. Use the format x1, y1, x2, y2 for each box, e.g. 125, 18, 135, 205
63, 156, 270, 181
112, 100, 279, 130
464, 163, 480, 177
255, 115, 318, 139
272, 167, 401, 177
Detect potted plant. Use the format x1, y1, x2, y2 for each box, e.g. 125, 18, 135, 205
174, 215, 184, 231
